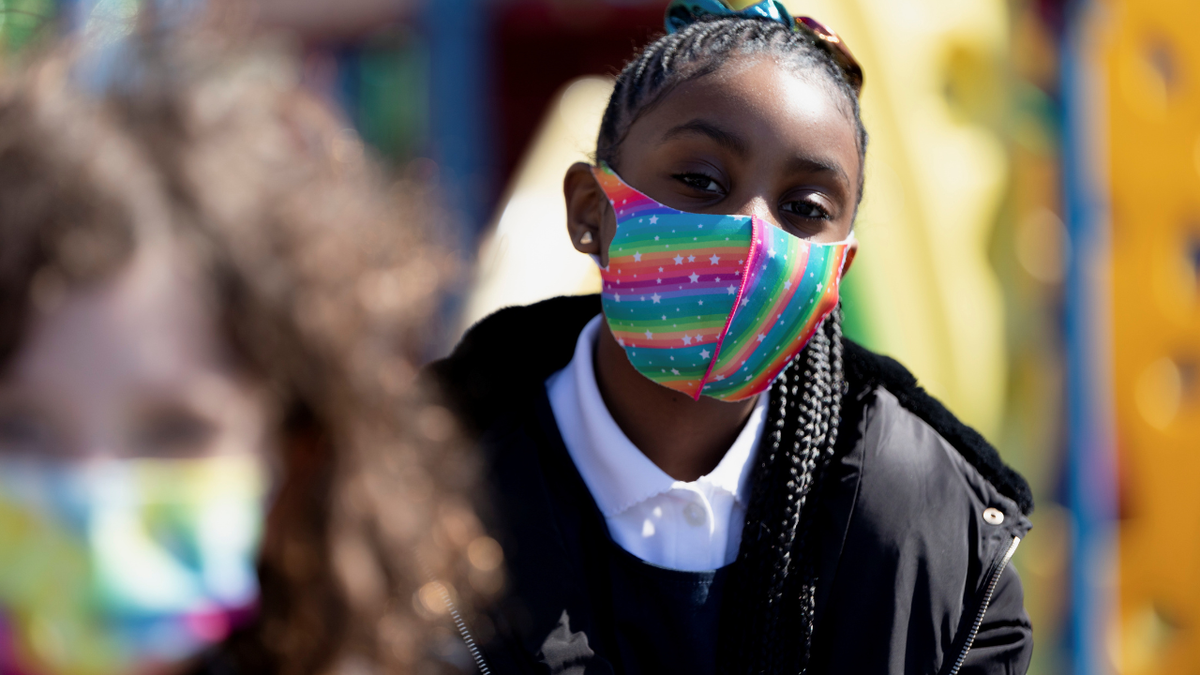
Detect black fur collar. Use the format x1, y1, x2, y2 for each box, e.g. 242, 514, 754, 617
840, 340, 1034, 515
429, 294, 1033, 515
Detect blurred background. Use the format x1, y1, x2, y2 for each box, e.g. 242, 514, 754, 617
2, 0, 1197, 672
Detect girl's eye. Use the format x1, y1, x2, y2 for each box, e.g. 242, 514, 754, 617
674, 173, 724, 194
781, 199, 832, 220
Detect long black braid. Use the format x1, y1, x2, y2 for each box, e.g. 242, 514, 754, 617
595, 16, 865, 673
729, 307, 845, 673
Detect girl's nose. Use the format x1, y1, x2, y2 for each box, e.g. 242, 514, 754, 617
729, 196, 783, 229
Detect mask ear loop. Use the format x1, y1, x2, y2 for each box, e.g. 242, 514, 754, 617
587, 165, 621, 271
838, 232, 857, 277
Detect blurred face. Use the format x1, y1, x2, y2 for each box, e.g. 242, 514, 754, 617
0, 245, 272, 675
0, 248, 268, 463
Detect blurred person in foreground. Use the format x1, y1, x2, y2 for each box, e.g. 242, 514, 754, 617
0, 29, 495, 675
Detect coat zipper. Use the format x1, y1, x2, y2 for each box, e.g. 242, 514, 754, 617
946, 536, 1021, 675
432, 579, 493, 675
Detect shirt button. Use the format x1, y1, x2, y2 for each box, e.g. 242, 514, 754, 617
983, 508, 1005, 525
683, 502, 707, 527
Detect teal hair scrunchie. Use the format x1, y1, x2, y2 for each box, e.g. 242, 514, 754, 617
664, 0, 795, 34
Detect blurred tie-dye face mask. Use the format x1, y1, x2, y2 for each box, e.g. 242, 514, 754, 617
0, 455, 268, 675
592, 164, 854, 402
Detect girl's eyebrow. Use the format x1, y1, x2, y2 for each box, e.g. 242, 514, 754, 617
661, 119, 749, 157
786, 155, 850, 189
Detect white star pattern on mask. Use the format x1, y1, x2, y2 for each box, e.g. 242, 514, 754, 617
674, 254, 684, 265
649, 216, 658, 224
633, 252, 642, 261
700, 349, 711, 359
651, 293, 661, 304
688, 255, 696, 263
644, 330, 653, 339
726, 285, 736, 295
756, 333, 766, 342
688, 272, 700, 283
709, 254, 720, 265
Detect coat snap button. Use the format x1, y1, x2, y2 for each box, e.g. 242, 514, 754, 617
983, 508, 1005, 525
684, 503, 707, 526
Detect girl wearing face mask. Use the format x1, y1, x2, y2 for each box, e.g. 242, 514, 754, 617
432, 2, 1034, 673
0, 36, 493, 675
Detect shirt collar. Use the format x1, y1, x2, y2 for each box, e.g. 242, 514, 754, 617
548, 315, 765, 518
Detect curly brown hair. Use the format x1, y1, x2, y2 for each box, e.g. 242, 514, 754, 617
0, 32, 496, 675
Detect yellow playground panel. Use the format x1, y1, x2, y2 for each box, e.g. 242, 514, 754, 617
775, 0, 1012, 443
1095, 0, 1200, 671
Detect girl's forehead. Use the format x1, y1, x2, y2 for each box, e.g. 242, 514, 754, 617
622, 57, 860, 175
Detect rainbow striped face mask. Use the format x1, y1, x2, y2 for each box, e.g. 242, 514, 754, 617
592, 164, 853, 402
0, 455, 268, 675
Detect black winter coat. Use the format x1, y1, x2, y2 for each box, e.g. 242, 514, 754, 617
430, 295, 1034, 675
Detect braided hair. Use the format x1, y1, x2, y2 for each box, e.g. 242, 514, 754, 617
728, 309, 846, 673
595, 16, 865, 673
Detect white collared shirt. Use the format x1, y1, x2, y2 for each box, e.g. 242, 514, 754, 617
546, 315, 766, 572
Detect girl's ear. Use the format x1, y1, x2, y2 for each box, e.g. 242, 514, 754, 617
564, 162, 608, 263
